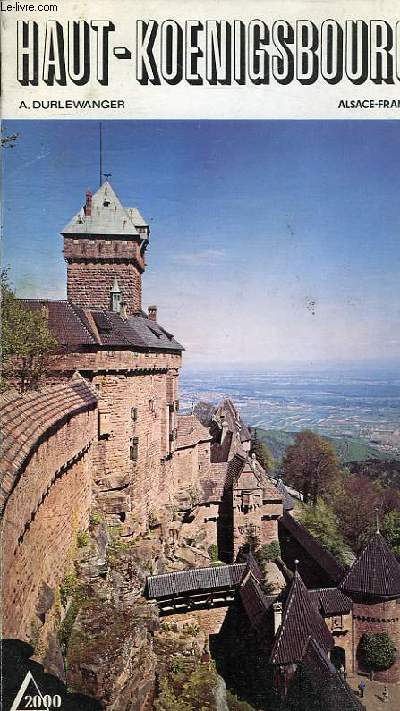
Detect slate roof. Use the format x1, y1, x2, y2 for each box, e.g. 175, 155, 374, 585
146, 563, 247, 599
210, 431, 233, 463
176, 415, 212, 449
239, 572, 275, 628
92, 310, 183, 351
19, 300, 97, 348
0, 378, 97, 514
19, 300, 183, 353
309, 587, 352, 616
340, 532, 400, 599
245, 551, 263, 581
224, 452, 247, 488
279, 513, 346, 585
270, 571, 333, 665
62, 181, 148, 237
301, 638, 366, 711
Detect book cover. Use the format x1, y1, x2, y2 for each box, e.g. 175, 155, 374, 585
1, 2, 399, 709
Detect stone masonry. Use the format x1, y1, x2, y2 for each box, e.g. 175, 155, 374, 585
66, 259, 143, 315
352, 599, 400, 682
1, 381, 97, 643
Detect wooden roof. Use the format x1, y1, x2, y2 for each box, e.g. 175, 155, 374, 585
270, 571, 333, 665
309, 587, 352, 616
146, 563, 246, 599
239, 572, 275, 629
301, 638, 366, 711
279, 513, 346, 585
340, 532, 400, 599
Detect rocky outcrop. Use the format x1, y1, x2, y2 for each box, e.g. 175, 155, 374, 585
63, 512, 221, 709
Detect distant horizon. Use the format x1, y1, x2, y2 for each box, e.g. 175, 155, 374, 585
179, 363, 400, 442
3, 119, 399, 365
181, 359, 400, 372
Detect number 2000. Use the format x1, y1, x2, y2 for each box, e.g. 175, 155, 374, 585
24, 695, 62, 708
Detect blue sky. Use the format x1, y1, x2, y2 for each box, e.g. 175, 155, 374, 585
3, 120, 400, 366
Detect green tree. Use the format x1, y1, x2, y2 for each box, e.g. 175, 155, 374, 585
1, 271, 58, 392
358, 632, 397, 672
208, 544, 219, 563
258, 540, 281, 564
241, 525, 261, 555
299, 498, 350, 565
333, 473, 380, 551
282, 430, 341, 504
382, 509, 400, 556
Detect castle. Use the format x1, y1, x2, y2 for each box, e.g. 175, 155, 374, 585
2, 181, 284, 647
2, 180, 400, 708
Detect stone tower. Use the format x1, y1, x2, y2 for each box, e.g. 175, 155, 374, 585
62, 181, 149, 315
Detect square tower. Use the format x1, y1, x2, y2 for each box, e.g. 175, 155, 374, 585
62, 181, 149, 315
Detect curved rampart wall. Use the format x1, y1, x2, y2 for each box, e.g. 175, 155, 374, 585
1, 379, 97, 642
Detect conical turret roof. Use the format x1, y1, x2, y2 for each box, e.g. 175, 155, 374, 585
270, 570, 333, 665
341, 532, 400, 598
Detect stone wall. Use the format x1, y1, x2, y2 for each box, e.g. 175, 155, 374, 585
352, 599, 400, 682
326, 613, 354, 673
173, 442, 211, 496
233, 502, 282, 560
174, 607, 230, 639
90, 360, 181, 534
64, 236, 145, 271
66, 259, 143, 314
1, 382, 97, 644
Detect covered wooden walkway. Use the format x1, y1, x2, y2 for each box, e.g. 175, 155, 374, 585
146, 558, 261, 615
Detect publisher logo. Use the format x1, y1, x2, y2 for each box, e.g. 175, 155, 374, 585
10, 671, 62, 710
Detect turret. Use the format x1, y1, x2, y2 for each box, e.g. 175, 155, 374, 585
62, 181, 149, 315
340, 530, 400, 682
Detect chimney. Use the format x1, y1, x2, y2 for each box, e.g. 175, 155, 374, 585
148, 305, 157, 321
272, 601, 283, 634
85, 190, 93, 216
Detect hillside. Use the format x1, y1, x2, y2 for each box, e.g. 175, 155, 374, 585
348, 458, 400, 489
253, 427, 392, 464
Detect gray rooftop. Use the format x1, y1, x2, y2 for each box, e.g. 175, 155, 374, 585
62, 181, 148, 237
147, 563, 247, 599
19, 301, 183, 353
